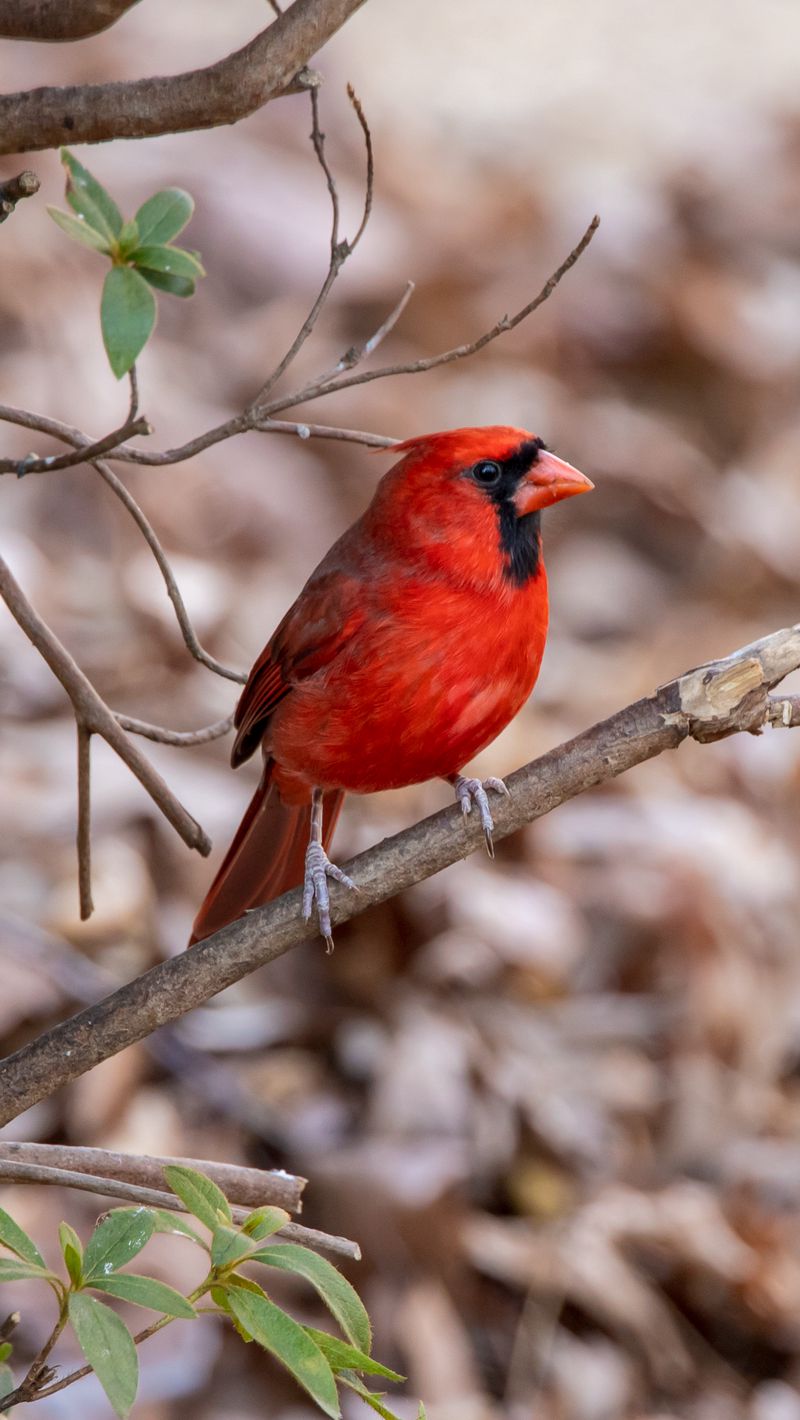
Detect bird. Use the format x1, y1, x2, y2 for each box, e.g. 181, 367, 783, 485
190, 425, 593, 949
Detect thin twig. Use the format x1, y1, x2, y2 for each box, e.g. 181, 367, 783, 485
115, 711, 235, 746
0, 1142, 305, 1213
76, 725, 93, 920
0, 556, 211, 866
316, 280, 415, 382
0, 623, 797, 1126
0, 412, 150, 476
345, 82, 373, 249
127, 363, 140, 422
0, 169, 39, 223
0, 1160, 357, 1258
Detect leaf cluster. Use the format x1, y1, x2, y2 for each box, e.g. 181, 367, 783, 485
0, 1166, 419, 1418
47, 150, 205, 378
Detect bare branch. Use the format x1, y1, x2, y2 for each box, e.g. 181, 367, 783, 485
0, 0, 140, 41
76, 725, 93, 920
345, 82, 373, 250
115, 711, 234, 746
0, 411, 150, 475
0, 1141, 304, 1212
0, 169, 39, 222
1, 623, 797, 1127
0, 0, 366, 155
0, 555, 211, 863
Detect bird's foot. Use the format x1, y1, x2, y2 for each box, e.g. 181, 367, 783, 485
303, 841, 357, 952
452, 775, 510, 858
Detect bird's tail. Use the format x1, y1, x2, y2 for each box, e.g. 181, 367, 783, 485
189, 759, 345, 945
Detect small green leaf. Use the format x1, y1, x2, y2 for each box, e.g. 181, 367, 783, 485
0, 1205, 46, 1268
211, 1225, 253, 1271
211, 1278, 259, 1341
131, 244, 205, 280
139, 268, 195, 298
47, 205, 112, 253
242, 1206, 290, 1240
59, 1221, 84, 1287
117, 219, 140, 259
0, 1364, 12, 1401
0, 1343, 12, 1364
91, 1273, 196, 1319
148, 1209, 206, 1247
101, 266, 156, 379
134, 188, 194, 245
163, 1166, 231, 1231
249, 1244, 371, 1353
60, 149, 122, 240
227, 1288, 340, 1418
305, 1328, 404, 1382
83, 1207, 154, 1280
68, 1293, 138, 1419
0, 1258, 49, 1282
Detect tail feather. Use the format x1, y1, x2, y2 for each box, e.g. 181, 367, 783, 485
189, 759, 344, 945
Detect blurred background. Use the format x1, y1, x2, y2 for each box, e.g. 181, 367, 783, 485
2, 1, 800, 1415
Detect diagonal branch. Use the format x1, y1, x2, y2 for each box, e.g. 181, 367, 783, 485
0, 0, 367, 154
0, 623, 797, 1127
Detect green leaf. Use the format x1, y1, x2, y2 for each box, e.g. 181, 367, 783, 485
139, 267, 195, 298
131, 244, 205, 280
117, 219, 140, 259
60, 148, 122, 240
0, 1205, 46, 1268
148, 1209, 206, 1247
47, 205, 112, 253
249, 1244, 371, 1353
211, 1278, 260, 1341
68, 1293, 138, 1419
211, 1225, 253, 1271
0, 1364, 12, 1401
101, 266, 156, 379
163, 1166, 231, 1231
227, 1288, 340, 1418
134, 188, 194, 245
91, 1273, 196, 1319
0, 1258, 49, 1282
242, 1206, 290, 1240
0, 1343, 12, 1364
59, 1221, 84, 1287
83, 1207, 154, 1280
305, 1328, 403, 1382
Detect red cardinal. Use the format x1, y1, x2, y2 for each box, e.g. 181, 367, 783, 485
191, 426, 592, 947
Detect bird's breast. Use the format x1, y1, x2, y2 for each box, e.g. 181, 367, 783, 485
269, 566, 549, 797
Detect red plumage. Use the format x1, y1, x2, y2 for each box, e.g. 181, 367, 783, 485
190, 426, 592, 945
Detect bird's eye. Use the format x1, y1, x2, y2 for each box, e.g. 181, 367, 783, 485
472, 460, 502, 487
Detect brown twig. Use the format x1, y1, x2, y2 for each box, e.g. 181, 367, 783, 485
248, 81, 373, 410
0, 555, 211, 868
0, 0, 140, 41
0, 0, 367, 154
0, 412, 150, 475
0, 1142, 305, 1212
76, 725, 93, 920
0, 169, 39, 222
115, 711, 235, 746
0, 623, 797, 1126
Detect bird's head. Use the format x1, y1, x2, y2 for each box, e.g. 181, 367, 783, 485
370, 426, 593, 590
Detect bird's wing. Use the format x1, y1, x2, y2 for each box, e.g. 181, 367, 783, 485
231, 570, 366, 766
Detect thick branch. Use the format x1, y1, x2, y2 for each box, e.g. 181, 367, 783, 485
0, 0, 367, 154
0, 624, 796, 1126
0, 555, 211, 856
0, 0, 140, 41
0, 1142, 304, 1212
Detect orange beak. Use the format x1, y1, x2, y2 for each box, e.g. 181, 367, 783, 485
513, 450, 594, 515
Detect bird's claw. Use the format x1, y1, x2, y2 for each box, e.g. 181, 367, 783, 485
303, 841, 357, 951
453, 775, 510, 858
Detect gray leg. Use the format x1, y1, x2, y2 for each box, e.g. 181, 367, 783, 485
450, 774, 510, 858
303, 787, 357, 951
